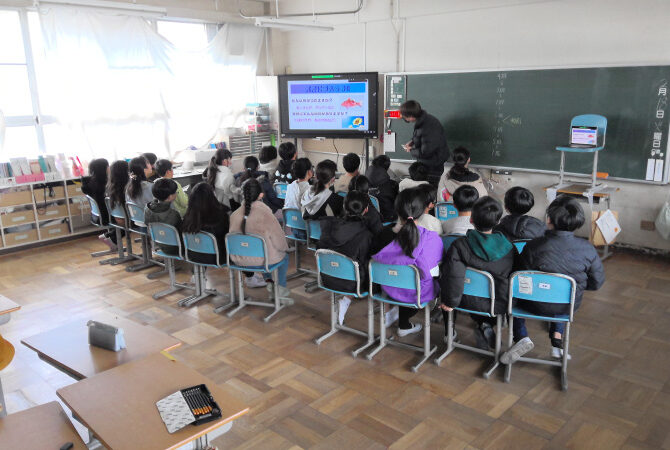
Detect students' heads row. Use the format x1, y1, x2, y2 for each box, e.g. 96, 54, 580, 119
502, 186, 584, 231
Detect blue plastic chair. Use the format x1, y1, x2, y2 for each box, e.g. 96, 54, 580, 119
125, 201, 163, 274
366, 261, 437, 372
147, 223, 194, 301
104, 197, 135, 265
506, 271, 576, 391
337, 191, 347, 198
314, 250, 376, 357
555, 114, 607, 187
282, 208, 314, 280
513, 240, 530, 253
435, 202, 458, 221
441, 234, 463, 250
85, 195, 117, 263
306, 219, 322, 252
369, 195, 380, 212
274, 182, 288, 200
434, 268, 502, 379
225, 232, 289, 322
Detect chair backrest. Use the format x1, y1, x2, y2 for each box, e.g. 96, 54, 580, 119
509, 271, 577, 320
307, 220, 322, 250
571, 114, 607, 147
315, 249, 364, 297
225, 232, 270, 272
126, 201, 146, 228
283, 208, 307, 232
337, 191, 347, 198
435, 202, 458, 221
147, 222, 183, 258
513, 240, 529, 253
85, 195, 103, 226
369, 195, 380, 212
274, 182, 288, 199
105, 196, 128, 224
463, 268, 496, 316
369, 261, 422, 308
441, 234, 462, 250
183, 231, 221, 267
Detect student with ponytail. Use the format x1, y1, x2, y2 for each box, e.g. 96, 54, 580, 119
348, 174, 383, 235
372, 188, 444, 336
300, 159, 343, 220
437, 146, 487, 202
317, 190, 374, 325
229, 179, 292, 300
205, 148, 236, 209
234, 156, 283, 213
125, 156, 154, 206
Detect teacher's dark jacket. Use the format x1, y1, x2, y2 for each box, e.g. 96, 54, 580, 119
410, 110, 450, 178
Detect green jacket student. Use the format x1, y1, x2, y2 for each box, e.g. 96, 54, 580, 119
155, 159, 188, 217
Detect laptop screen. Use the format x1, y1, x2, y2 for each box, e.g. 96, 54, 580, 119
571, 126, 598, 146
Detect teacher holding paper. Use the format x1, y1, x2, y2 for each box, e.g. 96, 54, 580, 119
400, 100, 450, 187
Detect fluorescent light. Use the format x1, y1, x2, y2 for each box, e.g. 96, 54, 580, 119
254, 17, 334, 32
38, 0, 167, 16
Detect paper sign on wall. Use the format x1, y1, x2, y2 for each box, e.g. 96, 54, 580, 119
518, 276, 533, 295
384, 132, 396, 154
595, 209, 621, 244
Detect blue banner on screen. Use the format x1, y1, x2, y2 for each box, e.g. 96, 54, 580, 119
287, 80, 370, 131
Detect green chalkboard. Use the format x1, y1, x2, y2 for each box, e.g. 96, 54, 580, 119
384, 66, 670, 181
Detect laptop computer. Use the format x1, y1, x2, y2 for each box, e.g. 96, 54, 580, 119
569, 126, 598, 149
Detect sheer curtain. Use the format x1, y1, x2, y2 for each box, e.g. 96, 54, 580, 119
33, 6, 264, 161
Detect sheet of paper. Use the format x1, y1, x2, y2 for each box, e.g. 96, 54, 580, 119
654, 159, 664, 182
518, 275, 533, 295
156, 391, 196, 434
546, 188, 557, 203
646, 158, 656, 181
384, 131, 396, 154
596, 209, 621, 244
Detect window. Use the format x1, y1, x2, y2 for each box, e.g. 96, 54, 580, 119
0, 9, 43, 159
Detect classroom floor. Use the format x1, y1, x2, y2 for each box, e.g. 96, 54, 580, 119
1, 236, 669, 449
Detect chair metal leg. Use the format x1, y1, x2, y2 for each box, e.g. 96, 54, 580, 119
411, 306, 437, 372
214, 268, 238, 314
226, 271, 247, 318
366, 301, 387, 360
178, 265, 202, 307
483, 315, 502, 379
91, 249, 116, 257
504, 314, 514, 383
153, 260, 186, 299
561, 323, 570, 391
435, 309, 456, 366
352, 297, 377, 357
126, 235, 155, 272
316, 293, 338, 345
263, 268, 286, 322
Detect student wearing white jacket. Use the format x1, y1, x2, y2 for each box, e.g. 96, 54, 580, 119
206, 148, 238, 209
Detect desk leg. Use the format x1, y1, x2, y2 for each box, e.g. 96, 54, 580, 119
186, 422, 233, 450
0, 376, 7, 418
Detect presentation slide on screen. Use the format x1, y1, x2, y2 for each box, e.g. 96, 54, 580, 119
287, 80, 369, 131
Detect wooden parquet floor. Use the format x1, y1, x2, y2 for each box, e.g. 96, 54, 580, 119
2, 236, 670, 449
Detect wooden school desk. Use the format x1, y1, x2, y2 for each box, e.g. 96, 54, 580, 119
0, 401, 87, 450
21, 313, 181, 380
57, 353, 249, 450
0, 295, 20, 417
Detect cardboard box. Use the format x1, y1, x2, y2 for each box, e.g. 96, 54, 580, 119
39, 222, 70, 239
0, 189, 33, 207
67, 184, 84, 198
36, 203, 69, 221
33, 185, 65, 204
4, 228, 38, 246
2, 208, 35, 227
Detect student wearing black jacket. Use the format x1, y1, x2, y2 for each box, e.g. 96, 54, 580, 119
317, 191, 373, 325
348, 175, 383, 235
493, 186, 545, 241
181, 182, 229, 266
440, 196, 515, 350
400, 100, 450, 187
274, 142, 297, 183
501, 195, 605, 363
81, 158, 116, 249
365, 155, 398, 223
234, 156, 283, 213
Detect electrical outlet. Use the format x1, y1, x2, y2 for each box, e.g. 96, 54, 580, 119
641, 220, 656, 231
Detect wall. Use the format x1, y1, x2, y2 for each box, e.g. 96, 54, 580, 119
270, 0, 670, 251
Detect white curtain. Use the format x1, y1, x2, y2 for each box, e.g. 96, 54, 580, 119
34, 6, 263, 161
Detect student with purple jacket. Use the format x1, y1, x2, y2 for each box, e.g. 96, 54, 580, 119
372, 188, 444, 336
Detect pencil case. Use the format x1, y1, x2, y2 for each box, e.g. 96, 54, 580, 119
180, 384, 222, 426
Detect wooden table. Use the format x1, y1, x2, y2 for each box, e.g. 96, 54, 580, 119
0, 295, 20, 417
21, 312, 181, 380
0, 401, 87, 450
57, 353, 249, 450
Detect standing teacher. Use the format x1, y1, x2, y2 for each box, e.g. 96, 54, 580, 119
400, 100, 450, 187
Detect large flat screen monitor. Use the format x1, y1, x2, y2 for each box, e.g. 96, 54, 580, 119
278, 72, 378, 139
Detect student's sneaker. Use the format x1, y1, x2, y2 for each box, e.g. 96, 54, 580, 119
338, 296, 352, 326
277, 286, 294, 305
98, 234, 117, 251
500, 337, 534, 365
397, 323, 422, 337
443, 328, 459, 343
474, 323, 496, 350
246, 273, 267, 288
550, 337, 571, 360
384, 306, 399, 326
204, 274, 215, 290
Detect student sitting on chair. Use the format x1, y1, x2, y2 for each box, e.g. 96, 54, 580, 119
500, 195, 605, 362
144, 178, 182, 256
415, 184, 442, 234
334, 153, 360, 193
365, 154, 399, 223
82, 158, 115, 250
234, 156, 283, 214
126, 156, 154, 207
301, 159, 344, 220
493, 186, 545, 240
205, 148, 236, 210
318, 190, 373, 325
259, 145, 279, 182
399, 162, 430, 192
142, 152, 159, 182
437, 146, 487, 202
275, 142, 297, 183
181, 182, 230, 289
155, 159, 188, 217
107, 160, 129, 226
442, 185, 479, 235
348, 175, 383, 235
373, 189, 443, 336
229, 179, 292, 302
284, 157, 313, 240
439, 196, 515, 349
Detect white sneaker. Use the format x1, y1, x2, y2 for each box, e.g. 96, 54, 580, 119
204, 275, 215, 290
551, 346, 572, 360
384, 306, 399, 326
397, 323, 422, 337
98, 234, 117, 251
500, 337, 534, 365
338, 296, 352, 325
246, 273, 267, 288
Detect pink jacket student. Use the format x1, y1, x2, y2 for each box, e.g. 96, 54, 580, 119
373, 225, 443, 304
